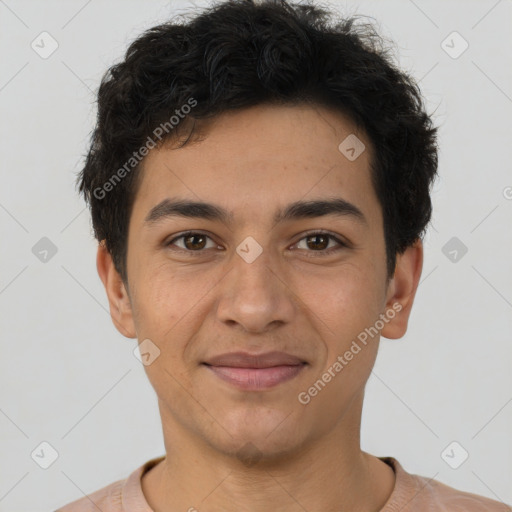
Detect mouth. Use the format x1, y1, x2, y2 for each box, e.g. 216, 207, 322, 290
202, 351, 308, 390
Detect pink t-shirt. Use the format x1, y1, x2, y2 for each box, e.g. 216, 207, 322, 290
54, 455, 511, 511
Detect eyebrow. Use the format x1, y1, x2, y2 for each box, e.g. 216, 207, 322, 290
144, 197, 367, 227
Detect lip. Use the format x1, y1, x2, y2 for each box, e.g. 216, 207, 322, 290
204, 364, 307, 390
203, 351, 306, 368
202, 351, 307, 390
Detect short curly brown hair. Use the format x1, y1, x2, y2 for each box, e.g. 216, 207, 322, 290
77, 0, 438, 284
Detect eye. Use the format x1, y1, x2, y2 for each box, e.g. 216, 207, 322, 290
166, 230, 348, 256
167, 231, 219, 253
293, 230, 347, 255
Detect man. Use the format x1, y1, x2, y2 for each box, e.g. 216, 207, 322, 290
55, 0, 511, 510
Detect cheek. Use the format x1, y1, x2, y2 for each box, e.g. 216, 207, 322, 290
294, 264, 386, 394
297, 263, 385, 335
299, 271, 383, 403
129, 262, 185, 338
130, 263, 221, 346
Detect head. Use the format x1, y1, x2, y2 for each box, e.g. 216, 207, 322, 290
83, 0, 437, 463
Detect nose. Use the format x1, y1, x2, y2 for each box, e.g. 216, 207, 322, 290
215, 242, 296, 334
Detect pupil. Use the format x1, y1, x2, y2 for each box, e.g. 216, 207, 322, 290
308, 234, 328, 250
186, 234, 205, 250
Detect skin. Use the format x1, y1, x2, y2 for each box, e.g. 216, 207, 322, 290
97, 103, 423, 512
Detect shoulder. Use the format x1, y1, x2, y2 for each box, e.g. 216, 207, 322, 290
382, 457, 512, 512
54, 477, 125, 512
53, 455, 164, 512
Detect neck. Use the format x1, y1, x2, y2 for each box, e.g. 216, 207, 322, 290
142, 392, 395, 512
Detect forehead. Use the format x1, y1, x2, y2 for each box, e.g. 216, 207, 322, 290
131, 103, 380, 228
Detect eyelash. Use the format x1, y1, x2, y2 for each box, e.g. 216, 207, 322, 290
165, 230, 348, 257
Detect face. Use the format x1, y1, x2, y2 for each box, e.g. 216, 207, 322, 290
98, 103, 422, 462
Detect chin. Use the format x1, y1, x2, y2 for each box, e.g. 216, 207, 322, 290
207, 410, 308, 464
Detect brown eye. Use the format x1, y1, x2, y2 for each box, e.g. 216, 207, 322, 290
294, 231, 346, 255
167, 232, 216, 252
305, 234, 329, 250
182, 233, 207, 250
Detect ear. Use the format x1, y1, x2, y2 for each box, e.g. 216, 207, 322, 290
96, 241, 137, 339
380, 238, 423, 340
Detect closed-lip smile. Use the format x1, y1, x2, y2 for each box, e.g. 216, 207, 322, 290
202, 351, 307, 390
203, 351, 307, 368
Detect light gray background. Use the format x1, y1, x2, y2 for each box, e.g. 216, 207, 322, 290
1, 0, 511, 510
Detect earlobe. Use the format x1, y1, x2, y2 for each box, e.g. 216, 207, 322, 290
380, 239, 423, 340
96, 241, 137, 339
